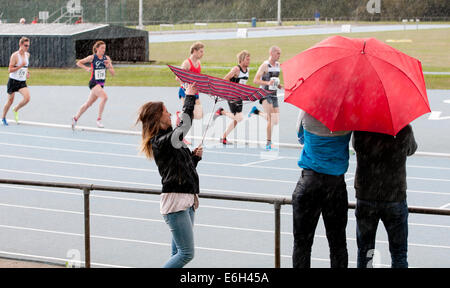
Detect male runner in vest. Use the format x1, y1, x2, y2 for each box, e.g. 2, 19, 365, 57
213, 50, 251, 145
2, 37, 31, 126
249, 46, 282, 150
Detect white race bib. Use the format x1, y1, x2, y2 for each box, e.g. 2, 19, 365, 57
269, 77, 280, 91
95, 69, 106, 80
17, 68, 28, 80
239, 79, 248, 85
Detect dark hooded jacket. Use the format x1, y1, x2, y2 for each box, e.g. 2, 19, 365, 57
151, 95, 201, 194
352, 124, 417, 202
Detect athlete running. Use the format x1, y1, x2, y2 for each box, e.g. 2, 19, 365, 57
248, 46, 283, 150
213, 50, 251, 145
72, 41, 115, 129
175, 42, 205, 144
2, 37, 31, 126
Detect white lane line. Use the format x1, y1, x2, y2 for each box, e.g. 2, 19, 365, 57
0, 142, 142, 159
0, 130, 137, 147
2, 202, 450, 247
6, 152, 450, 185
0, 155, 297, 185
5, 140, 450, 174
241, 158, 283, 167
407, 165, 450, 171
0, 224, 311, 263
0, 250, 129, 268
2, 185, 450, 227
4, 138, 450, 171
439, 203, 450, 209
408, 176, 450, 182
0, 169, 290, 198
0, 141, 302, 171
0, 185, 290, 215
0, 131, 299, 159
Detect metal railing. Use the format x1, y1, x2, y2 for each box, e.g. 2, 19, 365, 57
0, 178, 449, 268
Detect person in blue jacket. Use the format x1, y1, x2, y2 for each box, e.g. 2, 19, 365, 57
292, 112, 352, 268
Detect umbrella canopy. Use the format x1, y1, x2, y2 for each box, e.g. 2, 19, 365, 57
168, 65, 270, 102
282, 35, 430, 136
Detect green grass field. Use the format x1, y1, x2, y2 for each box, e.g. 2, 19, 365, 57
1, 28, 449, 89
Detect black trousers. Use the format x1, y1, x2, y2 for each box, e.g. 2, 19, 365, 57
292, 169, 349, 268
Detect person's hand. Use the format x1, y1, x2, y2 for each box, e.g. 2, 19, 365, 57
268, 79, 275, 86
104, 59, 112, 68
193, 145, 203, 158
185, 82, 198, 95
26, 71, 30, 79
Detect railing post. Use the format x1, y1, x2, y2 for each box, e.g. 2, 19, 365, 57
274, 202, 281, 268
83, 187, 91, 268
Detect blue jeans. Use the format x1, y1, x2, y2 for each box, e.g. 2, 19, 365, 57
355, 199, 408, 268
162, 206, 195, 268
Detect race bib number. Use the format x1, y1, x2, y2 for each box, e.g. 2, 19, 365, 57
95, 69, 106, 80
17, 68, 27, 80
239, 79, 248, 85
269, 77, 280, 90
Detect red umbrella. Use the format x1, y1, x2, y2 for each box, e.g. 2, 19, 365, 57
168, 65, 270, 102
282, 36, 430, 136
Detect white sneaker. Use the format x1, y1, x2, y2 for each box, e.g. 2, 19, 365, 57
96, 120, 104, 128
71, 117, 77, 131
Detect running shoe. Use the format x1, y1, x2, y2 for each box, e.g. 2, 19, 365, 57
96, 120, 104, 128
220, 137, 232, 145
71, 117, 77, 131
248, 106, 259, 118
1, 118, 8, 126
213, 108, 224, 121
13, 110, 19, 123
265, 141, 272, 151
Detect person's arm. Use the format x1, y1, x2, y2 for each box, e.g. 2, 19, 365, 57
405, 125, 418, 156
191, 145, 203, 166
296, 110, 305, 145
176, 59, 191, 84
76, 55, 94, 72
167, 83, 198, 148
8, 53, 23, 73
253, 63, 273, 87
26, 52, 31, 79
223, 66, 239, 81
105, 56, 115, 76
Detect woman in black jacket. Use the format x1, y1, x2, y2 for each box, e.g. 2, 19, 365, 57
137, 83, 202, 268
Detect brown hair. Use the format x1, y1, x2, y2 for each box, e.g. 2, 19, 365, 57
237, 50, 250, 64
19, 37, 29, 45
92, 41, 106, 54
190, 42, 204, 54
136, 102, 165, 159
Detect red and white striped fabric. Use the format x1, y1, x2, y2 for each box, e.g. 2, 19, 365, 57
168, 65, 270, 102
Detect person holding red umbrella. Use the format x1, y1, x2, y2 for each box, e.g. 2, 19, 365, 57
353, 125, 417, 268
292, 113, 352, 268
282, 35, 429, 268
